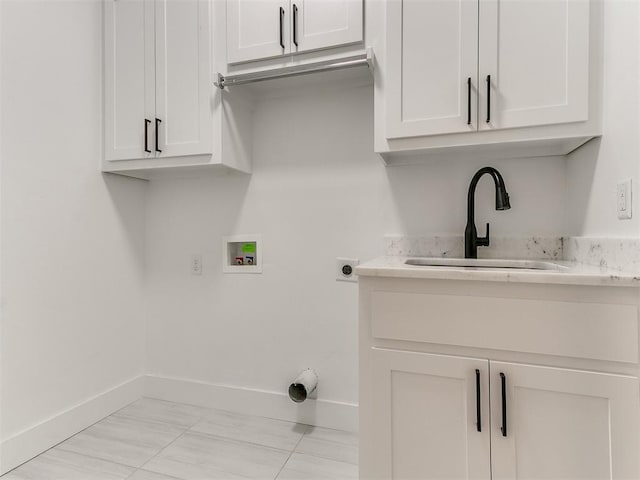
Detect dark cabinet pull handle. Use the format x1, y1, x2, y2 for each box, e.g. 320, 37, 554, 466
279, 7, 285, 50
486, 75, 491, 123
144, 119, 151, 153
155, 118, 162, 153
293, 4, 299, 47
467, 77, 472, 125
475, 369, 481, 432
500, 372, 507, 437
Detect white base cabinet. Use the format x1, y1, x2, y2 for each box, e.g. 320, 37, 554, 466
360, 278, 640, 480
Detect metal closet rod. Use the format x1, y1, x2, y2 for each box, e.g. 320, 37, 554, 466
214, 48, 373, 89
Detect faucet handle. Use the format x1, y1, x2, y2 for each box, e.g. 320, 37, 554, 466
477, 223, 490, 247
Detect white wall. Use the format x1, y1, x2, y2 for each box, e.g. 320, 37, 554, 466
145, 82, 567, 419
567, 0, 640, 237
0, 0, 147, 469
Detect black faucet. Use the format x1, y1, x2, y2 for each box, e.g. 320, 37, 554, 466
465, 167, 511, 259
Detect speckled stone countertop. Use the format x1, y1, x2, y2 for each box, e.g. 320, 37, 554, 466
355, 256, 640, 287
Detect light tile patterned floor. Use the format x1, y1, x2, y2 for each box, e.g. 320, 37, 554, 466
2, 398, 358, 480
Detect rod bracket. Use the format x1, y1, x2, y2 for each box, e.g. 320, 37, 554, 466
214, 72, 226, 90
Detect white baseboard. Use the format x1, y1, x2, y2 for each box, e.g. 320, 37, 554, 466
1, 376, 144, 475
144, 374, 359, 433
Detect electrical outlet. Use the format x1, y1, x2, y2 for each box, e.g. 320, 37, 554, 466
336, 258, 359, 282
191, 254, 203, 275
617, 179, 632, 220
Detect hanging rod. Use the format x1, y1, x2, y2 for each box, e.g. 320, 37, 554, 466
215, 48, 373, 90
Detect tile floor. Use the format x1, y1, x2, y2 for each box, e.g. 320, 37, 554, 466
2, 398, 358, 480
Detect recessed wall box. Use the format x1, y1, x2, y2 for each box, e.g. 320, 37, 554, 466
223, 235, 262, 273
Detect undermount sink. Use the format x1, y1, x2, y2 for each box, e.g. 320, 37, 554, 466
405, 258, 568, 271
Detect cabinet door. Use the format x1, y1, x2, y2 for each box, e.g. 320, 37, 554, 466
385, 0, 478, 139
227, 0, 290, 64
490, 362, 640, 480
479, 0, 590, 130
291, 0, 362, 54
104, 0, 155, 161
154, 0, 212, 157
371, 348, 491, 480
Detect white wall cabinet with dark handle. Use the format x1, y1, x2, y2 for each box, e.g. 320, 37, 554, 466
385, 0, 590, 139
226, 0, 363, 65
104, 0, 212, 163
374, 0, 601, 162
103, 0, 252, 179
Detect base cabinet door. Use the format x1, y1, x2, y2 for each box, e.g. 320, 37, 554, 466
490, 362, 640, 480
372, 348, 491, 480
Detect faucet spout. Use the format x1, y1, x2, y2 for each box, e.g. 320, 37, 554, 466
465, 167, 511, 259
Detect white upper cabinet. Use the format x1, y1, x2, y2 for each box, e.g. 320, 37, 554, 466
103, 0, 252, 179
104, 0, 211, 162
479, 0, 590, 130
291, 0, 363, 54
386, 0, 478, 139
104, 0, 155, 161
227, 0, 363, 64
226, 0, 290, 64
155, 0, 212, 157
375, 0, 600, 161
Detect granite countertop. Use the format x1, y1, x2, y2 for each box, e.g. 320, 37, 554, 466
355, 256, 640, 287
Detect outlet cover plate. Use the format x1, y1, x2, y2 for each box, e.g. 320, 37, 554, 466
191, 254, 203, 275
617, 179, 632, 220
336, 258, 359, 282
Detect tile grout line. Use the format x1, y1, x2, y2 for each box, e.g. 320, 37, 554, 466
126, 464, 183, 480
3, 449, 139, 480
132, 414, 304, 479
53, 447, 142, 473
130, 418, 201, 477
184, 429, 299, 454
122, 401, 307, 477
184, 408, 307, 453
273, 424, 311, 480
279, 444, 359, 467
53, 411, 196, 475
